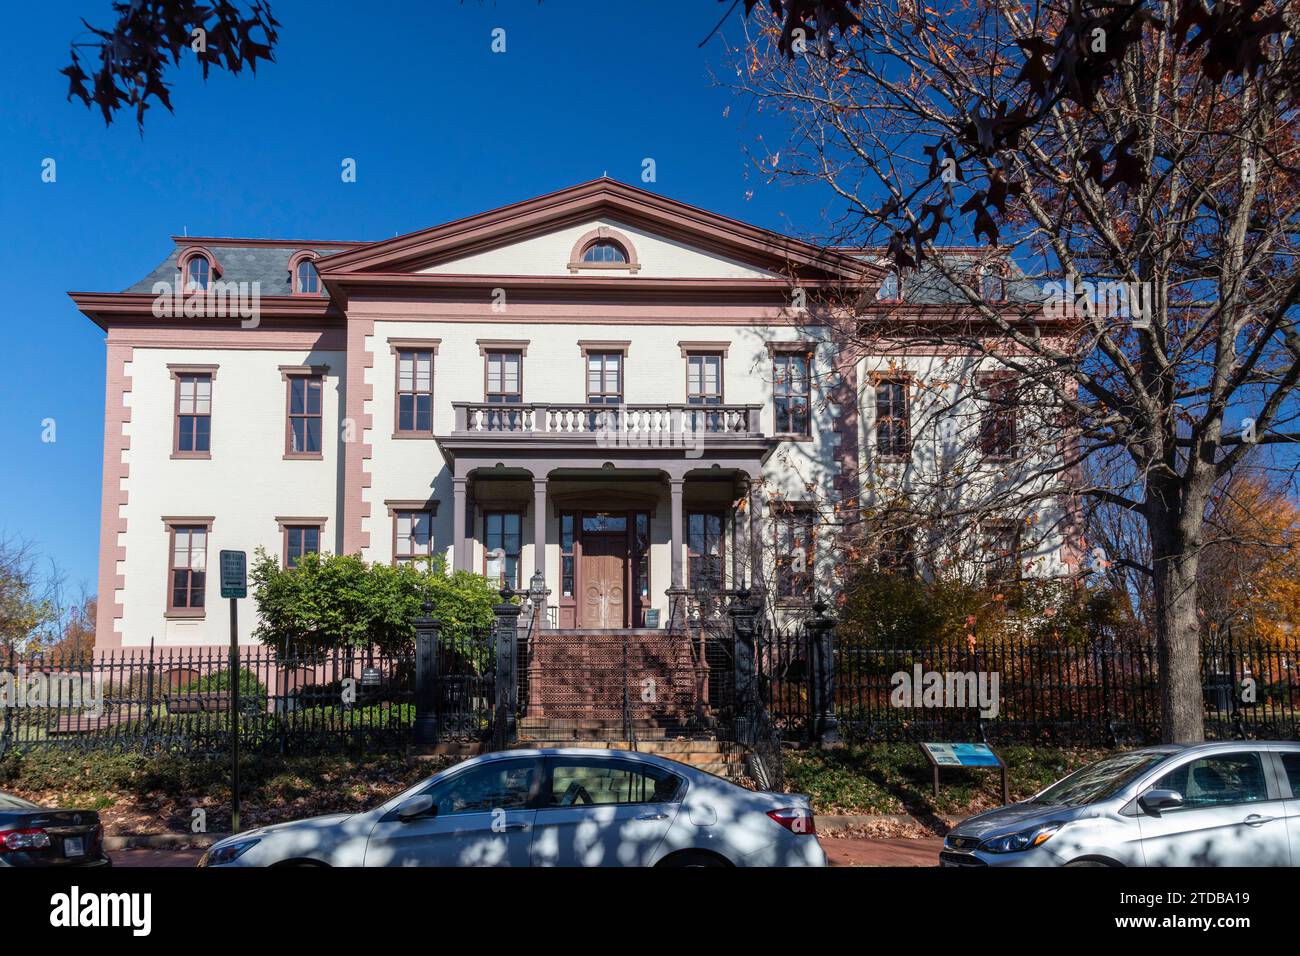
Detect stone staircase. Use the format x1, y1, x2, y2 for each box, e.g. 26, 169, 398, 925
515, 718, 749, 783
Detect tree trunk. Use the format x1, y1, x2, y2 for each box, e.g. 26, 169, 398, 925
1149, 516, 1205, 743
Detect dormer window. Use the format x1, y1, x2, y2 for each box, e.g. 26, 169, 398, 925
582, 239, 628, 264
979, 263, 1008, 302
876, 268, 905, 301
296, 260, 320, 295
185, 254, 210, 293
288, 250, 324, 296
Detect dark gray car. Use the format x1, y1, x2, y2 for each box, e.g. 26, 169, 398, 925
941, 741, 1300, 867
0, 791, 110, 868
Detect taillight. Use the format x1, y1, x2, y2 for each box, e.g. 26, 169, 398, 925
0, 828, 53, 852
766, 808, 816, 835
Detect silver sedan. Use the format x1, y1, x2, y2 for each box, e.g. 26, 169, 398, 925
941, 740, 1300, 867
198, 748, 825, 867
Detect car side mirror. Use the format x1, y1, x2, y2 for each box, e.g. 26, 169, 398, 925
1138, 789, 1184, 816
396, 795, 435, 822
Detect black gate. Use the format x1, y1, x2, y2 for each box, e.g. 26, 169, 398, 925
410, 605, 498, 747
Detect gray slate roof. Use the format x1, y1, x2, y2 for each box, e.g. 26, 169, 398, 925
123, 244, 360, 296
123, 242, 1040, 306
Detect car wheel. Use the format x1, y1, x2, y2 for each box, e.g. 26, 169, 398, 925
1064, 860, 1110, 867
656, 851, 729, 868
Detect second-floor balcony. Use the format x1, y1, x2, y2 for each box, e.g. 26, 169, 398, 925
442, 401, 769, 453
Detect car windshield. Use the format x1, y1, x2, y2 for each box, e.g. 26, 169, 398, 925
0, 791, 39, 810
1029, 750, 1177, 807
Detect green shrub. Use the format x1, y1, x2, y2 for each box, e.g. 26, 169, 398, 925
186, 667, 268, 700
250, 549, 501, 655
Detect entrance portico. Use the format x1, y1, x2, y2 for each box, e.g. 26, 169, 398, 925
437, 401, 773, 628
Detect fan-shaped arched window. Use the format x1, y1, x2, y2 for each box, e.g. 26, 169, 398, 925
296, 259, 320, 295
185, 255, 210, 293
581, 239, 628, 264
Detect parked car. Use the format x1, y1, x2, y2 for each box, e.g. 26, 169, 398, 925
198, 748, 824, 867
941, 740, 1300, 867
0, 792, 110, 868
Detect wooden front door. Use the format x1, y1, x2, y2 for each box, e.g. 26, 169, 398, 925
580, 532, 627, 628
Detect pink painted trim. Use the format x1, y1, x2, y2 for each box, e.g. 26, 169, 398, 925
176, 246, 224, 284
567, 226, 640, 273
171, 236, 365, 249
95, 344, 133, 649
106, 327, 346, 350
343, 316, 376, 556
314, 178, 876, 280
287, 250, 325, 296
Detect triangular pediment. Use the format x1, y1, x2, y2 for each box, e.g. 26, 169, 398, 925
315, 179, 874, 282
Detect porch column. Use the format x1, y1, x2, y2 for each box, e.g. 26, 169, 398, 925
452, 477, 468, 571
667, 477, 687, 624
748, 476, 764, 592
669, 478, 685, 588
530, 477, 550, 627
532, 479, 547, 579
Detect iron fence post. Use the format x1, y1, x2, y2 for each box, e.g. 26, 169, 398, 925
1, 643, 12, 758
729, 587, 759, 746
413, 601, 441, 747
144, 637, 156, 749
494, 588, 522, 747
806, 600, 840, 746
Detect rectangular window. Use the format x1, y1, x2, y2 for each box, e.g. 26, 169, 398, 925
485, 351, 522, 403
560, 512, 576, 598
397, 350, 434, 434
878, 527, 916, 577
875, 378, 911, 460
284, 525, 321, 568
286, 375, 323, 456
586, 352, 622, 404
175, 373, 212, 454
686, 352, 724, 433
168, 525, 207, 613
484, 511, 522, 589
686, 353, 723, 405
981, 521, 1021, 585
773, 352, 810, 436
979, 374, 1017, 459
395, 510, 433, 565
687, 511, 725, 592
775, 509, 815, 600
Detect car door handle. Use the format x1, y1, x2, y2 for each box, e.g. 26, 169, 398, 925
634, 812, 669, 821
501, 823, 530, 831
1242, 815, 1275, 827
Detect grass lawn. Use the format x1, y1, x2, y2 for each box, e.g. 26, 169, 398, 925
784, 743, 1113, 816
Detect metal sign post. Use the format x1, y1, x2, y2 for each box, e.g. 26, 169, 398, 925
219, 550, 247, 833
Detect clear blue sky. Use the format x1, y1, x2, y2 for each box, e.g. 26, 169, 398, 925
0, 0, 828, 596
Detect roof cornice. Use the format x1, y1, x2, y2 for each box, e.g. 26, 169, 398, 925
69, 292, 342, 330
315, 178, 877, 281
170, 236, 367, 249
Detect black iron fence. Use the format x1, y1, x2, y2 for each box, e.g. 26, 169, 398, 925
0, 644, 415, 757
758, 624, 1300, 746
5, 606, 1295, 760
